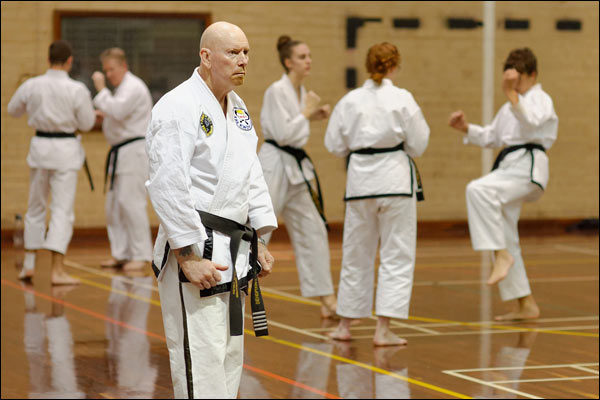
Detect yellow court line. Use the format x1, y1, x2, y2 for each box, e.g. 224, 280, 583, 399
245, 329, 471, 399
67, 272, 470, 399
406, 315, 599, 338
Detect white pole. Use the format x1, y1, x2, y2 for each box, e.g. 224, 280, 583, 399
479, 0, 495, 384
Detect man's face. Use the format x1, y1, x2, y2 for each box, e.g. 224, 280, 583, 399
209, 30, 250, 88
102, 57, 128, 87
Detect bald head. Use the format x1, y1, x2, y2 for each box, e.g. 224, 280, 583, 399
198, 21, 250, 99
200, 21, 246, 52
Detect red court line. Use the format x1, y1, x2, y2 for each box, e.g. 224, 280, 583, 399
2, 279, 340, 399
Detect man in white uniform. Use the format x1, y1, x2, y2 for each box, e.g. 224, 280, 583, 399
449, 47, 558, 321
146, 22, 277, 398
8, 40, 95, 285
92, 48, 153, 271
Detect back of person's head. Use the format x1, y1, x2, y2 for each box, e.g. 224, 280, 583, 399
277, 35, 302, 72
366, 42, 400, 85
49, 40, 72, 65
100, 47, 127, 65
503, 47, 537, 75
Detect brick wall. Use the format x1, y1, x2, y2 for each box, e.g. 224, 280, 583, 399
1, 1, 598, 229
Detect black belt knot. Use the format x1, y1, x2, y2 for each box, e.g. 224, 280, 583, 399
35, 131, 94, 191
265, 139, 329, 230
104, 136, 145, 192
491, 143, 546, 171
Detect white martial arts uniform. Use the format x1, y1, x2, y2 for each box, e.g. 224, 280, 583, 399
7, 69, 95, 261
258, 73, 333, 298
94, 71, 153, 262
464, 83, 558, 301
325, 78, 430, 319
146, 69, 277, 399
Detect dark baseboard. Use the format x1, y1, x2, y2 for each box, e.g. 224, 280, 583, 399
2, 218, 597, 248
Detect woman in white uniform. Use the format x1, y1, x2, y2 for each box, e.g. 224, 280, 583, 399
325, 43, 430, 345
449, 48, 558, 321
258, 35, 337, 317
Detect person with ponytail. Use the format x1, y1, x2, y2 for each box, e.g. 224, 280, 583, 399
258, 35, 337, 318
324, 42, 430, 345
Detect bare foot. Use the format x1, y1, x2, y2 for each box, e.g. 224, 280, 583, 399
100, 258, 126, 268
18, 267, 34, 281
320, 294, 338, 319
494, 307, 540, 322
373, 330, 407, 347
123, 260, 149, 271
327, 323, 352, 341
51, 272, 80, 286
488, 250, 514, 285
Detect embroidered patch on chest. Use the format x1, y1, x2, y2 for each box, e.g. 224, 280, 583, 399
232, 107, 253, 131
200, 113, 213, 137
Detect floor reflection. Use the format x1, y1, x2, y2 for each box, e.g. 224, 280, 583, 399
477, 331, 538, 399
104, 272, 157, 398
23, 283, 85, 399
334, 341, 410, 399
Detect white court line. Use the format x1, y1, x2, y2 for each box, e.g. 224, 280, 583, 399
443, 370, 542, 399
571, 365, 600, 374
245, 314, 328, 340
554, 244, 599, 256
450, 362, 598, 373
64, 259, 159, 292
349, 325, 599, 339
492, 376, 599, 384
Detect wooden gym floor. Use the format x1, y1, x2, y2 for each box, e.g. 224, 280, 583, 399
1, 230, 598, 399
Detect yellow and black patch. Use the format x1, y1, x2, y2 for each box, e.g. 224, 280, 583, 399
200, 112, 213, 137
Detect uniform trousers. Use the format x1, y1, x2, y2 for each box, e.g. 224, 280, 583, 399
24, 168, 78, 254
105, 171, 152, 262
261, 164, 333, 298
466, 153, 543, 301
158, 254, 245, 399
337, 196, 416, 319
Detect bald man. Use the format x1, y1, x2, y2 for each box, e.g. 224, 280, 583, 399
146, 22, 277, 398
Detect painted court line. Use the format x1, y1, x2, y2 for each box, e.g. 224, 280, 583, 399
443, 370, 541, 399
1, 279, 339, 399
554, 244, 599, 256
450, 362, 599, 373
349, 325, 599, 339
571, 365, 600, 374
492, 376, 598, 384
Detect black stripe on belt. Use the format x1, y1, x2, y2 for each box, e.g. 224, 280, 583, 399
347, 142, 424, 201
35, 131, 95, 191
265, 139, 329, 230
491, 143, 546, 171
104, 136, 145, 192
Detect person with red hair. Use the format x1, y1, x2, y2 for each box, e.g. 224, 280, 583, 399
325, 42, 430, 345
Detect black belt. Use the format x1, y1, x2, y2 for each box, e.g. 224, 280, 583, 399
104, 136, 145, 192
152, 211, 268, 337
491, 143, 546, 171
35, 131, 94, 191
265, 139, 329, 230
348, 142, 424, 201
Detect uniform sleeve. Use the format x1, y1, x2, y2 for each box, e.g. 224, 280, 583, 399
401, 95, 430, 158
464, 109, 504, 148
510, 91, 555, 129
74, 85, 96, 132
260, 86, 309, 147
7, 81, 29, 117
145, 115, 207, 249
93, 83, 140, 122
247, 154, 278, 233
324, 101, 349, 157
